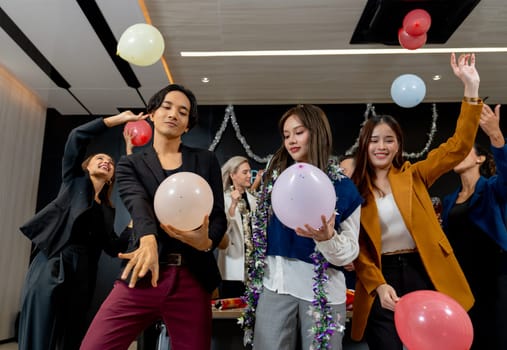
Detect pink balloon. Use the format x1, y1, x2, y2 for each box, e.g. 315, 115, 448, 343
395, 290, 474, 350
398, 28, 427, 50
403, 9, 432, 36
154, 172, 214, 231
271, 163, 336, 230
124, 120, 153, 146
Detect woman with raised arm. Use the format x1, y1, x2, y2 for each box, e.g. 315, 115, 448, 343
18, 112, 145, 350
349, 53, 483, 349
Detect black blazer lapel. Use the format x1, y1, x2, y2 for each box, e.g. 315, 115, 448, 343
141, 147, 167, 186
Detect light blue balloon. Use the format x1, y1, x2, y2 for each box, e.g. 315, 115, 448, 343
390, 74, 426, 108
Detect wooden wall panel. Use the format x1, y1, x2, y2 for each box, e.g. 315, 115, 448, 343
0, 66, 46, 340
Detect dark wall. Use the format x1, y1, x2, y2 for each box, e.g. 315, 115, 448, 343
40, 101, 504, 218
40, 102, 490, 207
36, 101, 504, 322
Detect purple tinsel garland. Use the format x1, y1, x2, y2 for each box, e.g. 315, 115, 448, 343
239, 160, 344, 349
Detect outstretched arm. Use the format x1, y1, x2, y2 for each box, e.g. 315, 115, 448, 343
415, 53, 483, 186
103, 110, 147, 128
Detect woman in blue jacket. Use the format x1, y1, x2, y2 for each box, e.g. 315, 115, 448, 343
18, 112, 144, 350
442, 103, 507, 350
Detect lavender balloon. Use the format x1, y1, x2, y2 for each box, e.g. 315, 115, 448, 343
271, 163, 336, 230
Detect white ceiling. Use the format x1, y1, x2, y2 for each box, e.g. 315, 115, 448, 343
0, 0, 506, 116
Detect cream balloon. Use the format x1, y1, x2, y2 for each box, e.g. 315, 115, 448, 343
154, 172, 214, 231
117, 23, 165, 66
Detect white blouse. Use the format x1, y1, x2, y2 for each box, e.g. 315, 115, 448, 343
262, 206, 361, 304
376, 193, 416, 254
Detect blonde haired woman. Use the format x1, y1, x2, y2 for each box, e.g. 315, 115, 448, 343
218, 156, 257, 298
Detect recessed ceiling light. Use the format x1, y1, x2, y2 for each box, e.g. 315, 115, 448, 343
201, 77, 210, 83
432, 75, 441, 81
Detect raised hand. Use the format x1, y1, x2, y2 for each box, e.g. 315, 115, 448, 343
123, 127, 135, 155
104, 110, 148, 128
450, 53, 480, 98
481, 104, 504, 147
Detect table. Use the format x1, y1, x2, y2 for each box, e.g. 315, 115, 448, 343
212, 307, 244, 319
211, 308, 249, 350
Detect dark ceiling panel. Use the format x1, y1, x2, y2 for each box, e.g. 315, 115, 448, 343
0, 6, 70, 88
0, 5, 94, 114
350, 0, 482, 45
76, 0, 141, 90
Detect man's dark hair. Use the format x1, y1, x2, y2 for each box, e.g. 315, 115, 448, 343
146, 84, 198, 130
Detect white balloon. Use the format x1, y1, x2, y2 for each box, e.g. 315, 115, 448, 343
154, 172, 214, 231
117, 23, 165, 66
390, 74, 426, 108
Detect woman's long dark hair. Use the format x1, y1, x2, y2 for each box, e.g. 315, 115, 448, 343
81, 154, 115, 207
263, 104, 333, 189
351, 115, 404, 201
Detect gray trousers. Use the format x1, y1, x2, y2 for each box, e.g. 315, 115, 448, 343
253, 288, 346, 350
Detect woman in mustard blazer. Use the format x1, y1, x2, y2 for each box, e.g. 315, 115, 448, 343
349, 53, 482, 349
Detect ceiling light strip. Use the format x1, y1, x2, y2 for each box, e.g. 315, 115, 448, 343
181, 47, 507, 57
138, 0, 174, 84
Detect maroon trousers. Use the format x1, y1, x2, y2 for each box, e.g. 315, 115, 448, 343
81, 266, 212, 350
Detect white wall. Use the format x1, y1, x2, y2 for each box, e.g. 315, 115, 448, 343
0, 65, 46, 340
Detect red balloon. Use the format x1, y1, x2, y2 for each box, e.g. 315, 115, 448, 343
398, 28, 427, 50
403, 9, 432, 36
124, 120, 152, 146
395, 290, 474, 350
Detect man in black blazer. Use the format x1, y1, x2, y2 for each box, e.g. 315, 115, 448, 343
81, 84, 227, 350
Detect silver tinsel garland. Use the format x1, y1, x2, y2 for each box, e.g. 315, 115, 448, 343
345, 103, 439, 159
403, 103, 438, 159
208, 104, 272, 163
210, 103, 439, 163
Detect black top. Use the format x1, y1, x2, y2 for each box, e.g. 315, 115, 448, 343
241, 191, 251, 212
69, 200, 104, 246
